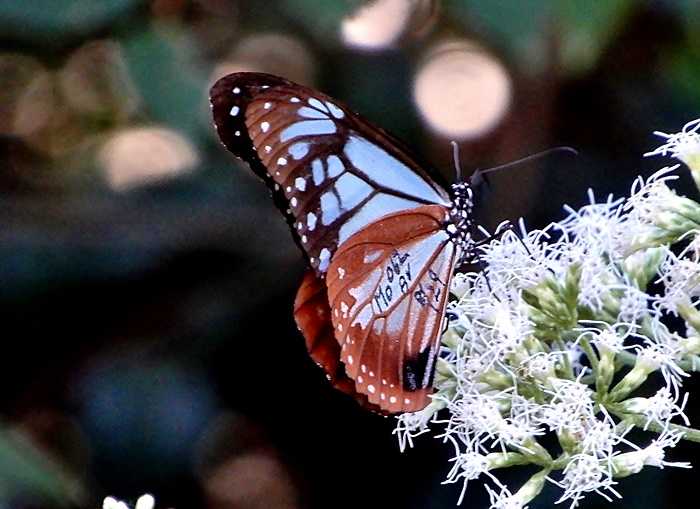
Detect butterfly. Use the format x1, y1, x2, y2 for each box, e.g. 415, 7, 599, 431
210, 72, 475, 414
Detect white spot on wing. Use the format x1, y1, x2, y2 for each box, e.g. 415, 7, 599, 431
320, 191, 340, 225
319, 247, 331, 271
325, 101, 344, 118
277, 157, 287, 166
367, 384, 375, 394
289, 142, 309, 160
290, 97, 300, 103
230, 105, 239, 116
307, 212, 317, 231
363, 250, 382, 264
232, 87, 240, 94
326, 155, 344, 178
348, 268, 382, 315
295, 177, 306, 191
308, 97, 329, 111
337, 267, 345, 279
261, 121, 270, 133
298, 107, 328, 119
264, 102, 272, 109
280, 120, 336, 142
312, 159, 324, 185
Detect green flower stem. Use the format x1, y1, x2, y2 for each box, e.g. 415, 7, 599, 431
579, 337, 599, 371
554, 339, 575, 380
677, 299, 700, 330
609, 408, 700, 443
486, 452, 530, 469
608, 361, 654, 401
479, 370, 514, 390
515, 468, 551, 505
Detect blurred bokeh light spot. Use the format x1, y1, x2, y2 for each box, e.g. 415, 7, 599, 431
212, 32, 315, 86
77, 357, 217, 475
341, 0, 414, 50
205, 453, 298, 509
99, 126, 198, 190
0, 53, 53, 137
413, 40, 511, 139
59, 40, 139, 118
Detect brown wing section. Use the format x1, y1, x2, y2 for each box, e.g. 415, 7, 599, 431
326, 205, 457, 413
293, 270, 382, 412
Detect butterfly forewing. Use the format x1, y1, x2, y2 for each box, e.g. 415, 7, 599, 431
210, 72, 450, 276
326, 205, 457, 413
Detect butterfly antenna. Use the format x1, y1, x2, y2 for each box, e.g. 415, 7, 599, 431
450, 140, 462, 183
478, 146, 578, 177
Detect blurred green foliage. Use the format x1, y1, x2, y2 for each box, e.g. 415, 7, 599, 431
0, 0, 143, 44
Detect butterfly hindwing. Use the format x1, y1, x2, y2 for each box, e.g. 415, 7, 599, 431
210, 72, 451, 276
293, 270, 383, 413
325, 205, 456, 413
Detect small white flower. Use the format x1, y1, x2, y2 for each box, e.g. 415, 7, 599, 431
621, 387, 690, 428
485, 485, 525, 509
655, 248, 700, 313
611, 427, 691, 476
103, 495, 155, 509
636, 340, 688, 394
541, 378, 595, 435
476, 226, 556, 293
645, 118, 700, 169
578, 411, 625, 458
394, 401, 443, 452
552, 454, 621, 508
521, 352, 558, 380
618, 285, 652, 323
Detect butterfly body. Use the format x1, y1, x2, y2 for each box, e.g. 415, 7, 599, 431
210, 72, 475, 413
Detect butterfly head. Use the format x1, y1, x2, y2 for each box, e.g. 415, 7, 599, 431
447, 182, 475, 254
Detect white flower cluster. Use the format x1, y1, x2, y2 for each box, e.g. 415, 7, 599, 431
103, 494, 156, 509
396, 120, 700, 508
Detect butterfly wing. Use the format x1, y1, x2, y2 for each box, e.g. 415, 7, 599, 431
210, 72, 450, 275
326, 205, 457, 413
293, 269, 383, 412
211, 73, 459, 413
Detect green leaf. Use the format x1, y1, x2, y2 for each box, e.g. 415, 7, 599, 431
281, 0, 352, 43
121, 26, 208, 140
0, 428, 85, 505
556, 0, 634, 73
0, 0, 142, 43
447, 0, 554, 71
447, 0, 632, 74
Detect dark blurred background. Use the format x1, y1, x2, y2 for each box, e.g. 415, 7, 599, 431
0, 1, 699, 508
